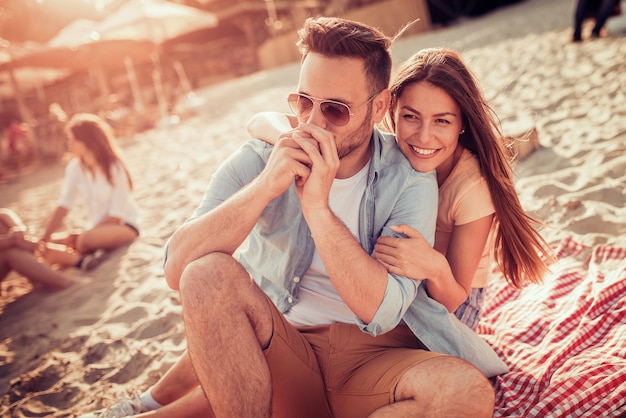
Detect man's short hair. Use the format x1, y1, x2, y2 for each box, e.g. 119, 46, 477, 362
297, 16, 392, 96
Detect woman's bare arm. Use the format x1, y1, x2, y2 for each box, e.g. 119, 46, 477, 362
374, 214, 493, 313
246, 112, 297, 144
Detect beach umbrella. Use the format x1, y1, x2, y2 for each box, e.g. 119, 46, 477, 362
0, 34, 156, 150
44, 18, 153, 112
92, 0, 219, 122
0, 39, 69, 126
94, 0, 219, 44
0, 39, 153, 73
1, 1, 219, 124
0, 37, 154, 108
47, 18, 101, 48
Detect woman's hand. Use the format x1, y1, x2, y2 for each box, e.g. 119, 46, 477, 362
373, 224, 444, 282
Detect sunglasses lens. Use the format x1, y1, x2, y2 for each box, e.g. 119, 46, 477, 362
320, 102, 350, 126
287, 94, 351, 126
288, 94, 313, 118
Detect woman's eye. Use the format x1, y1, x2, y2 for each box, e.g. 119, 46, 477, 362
436, 118, 451, 124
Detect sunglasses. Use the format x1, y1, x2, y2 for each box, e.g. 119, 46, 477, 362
287, 91, 380, 126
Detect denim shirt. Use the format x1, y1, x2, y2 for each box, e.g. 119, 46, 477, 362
176, 128, 508, 377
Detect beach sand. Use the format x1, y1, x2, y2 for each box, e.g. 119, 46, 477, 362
1, 0, 625, 416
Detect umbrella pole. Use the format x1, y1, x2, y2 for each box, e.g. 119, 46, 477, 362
91, 62, 111, 108
151, 51, 169, 123
7, 67, 39, 159
173, 60, 192, 96
7, 68, 34, 125
124, 56, 144, 113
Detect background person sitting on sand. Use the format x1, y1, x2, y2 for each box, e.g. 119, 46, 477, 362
0, 208, 75, 291
39, 113, 140, 271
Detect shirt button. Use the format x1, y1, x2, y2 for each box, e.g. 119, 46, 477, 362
293, 276, 300, 283
288, 297, 294, 304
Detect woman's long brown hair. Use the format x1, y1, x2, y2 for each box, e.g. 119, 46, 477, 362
65, 113, 133, 190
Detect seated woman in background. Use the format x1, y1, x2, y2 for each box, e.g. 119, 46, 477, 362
0, 208, 75, 291
39, 113, 140, 271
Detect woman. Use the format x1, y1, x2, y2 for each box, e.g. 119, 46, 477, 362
374, 47, 552, 327
0, 208, 75, 290
40, 113, 139, 270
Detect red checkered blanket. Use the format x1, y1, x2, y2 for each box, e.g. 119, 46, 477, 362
477, 237, 626, 418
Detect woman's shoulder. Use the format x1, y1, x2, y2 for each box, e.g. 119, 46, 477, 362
65, 157, 80, 167
442, 148, 483, 188
456, 148, 483, 177
63, 157, 83, 175
441, 149, 494, 223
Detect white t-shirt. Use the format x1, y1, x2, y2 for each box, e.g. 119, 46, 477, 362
285, 162, 369, 326
58, 158, 140, 230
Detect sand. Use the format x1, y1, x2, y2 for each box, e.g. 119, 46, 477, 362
1, 0, 625, 416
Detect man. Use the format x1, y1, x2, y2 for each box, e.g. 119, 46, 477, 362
81, 16, 505, 418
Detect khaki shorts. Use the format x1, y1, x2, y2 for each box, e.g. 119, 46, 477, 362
263, 296, 445, 418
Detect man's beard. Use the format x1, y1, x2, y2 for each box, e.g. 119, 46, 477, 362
336, 105, 373, 160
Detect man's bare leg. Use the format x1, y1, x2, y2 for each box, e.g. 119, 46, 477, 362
179, 252, 274, 418
148, 351, 198, 407
369, 356, 495, 418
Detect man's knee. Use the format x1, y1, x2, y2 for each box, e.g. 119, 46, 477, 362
179, 253, 251, 307
447, 357, 495, 412
179, 253, 273, 344
397, 356, 495, 417
180, 253, 232, 293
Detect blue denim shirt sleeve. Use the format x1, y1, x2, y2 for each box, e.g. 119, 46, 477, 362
359, 160, 439, 336
188, 139, 271, 222
163, 139, 271, 265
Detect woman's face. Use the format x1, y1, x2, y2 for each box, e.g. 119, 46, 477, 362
393, 81, 464, 178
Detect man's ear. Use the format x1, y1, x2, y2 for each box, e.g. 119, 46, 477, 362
372, 89, 391, 124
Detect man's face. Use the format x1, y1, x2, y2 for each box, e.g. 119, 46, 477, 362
296, 53, 377, 161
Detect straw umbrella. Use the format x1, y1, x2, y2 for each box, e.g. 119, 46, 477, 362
0, 37, 155, 111
93, 0, 219, 122
0, 0, 218, 127
44, 18, 151, 113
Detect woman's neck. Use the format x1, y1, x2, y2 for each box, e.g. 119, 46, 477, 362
436, 146, 464, 186
80, 153, 99, 174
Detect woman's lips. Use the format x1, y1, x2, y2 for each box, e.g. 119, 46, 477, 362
411, 145, 438, 157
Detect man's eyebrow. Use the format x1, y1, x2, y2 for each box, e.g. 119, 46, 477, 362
300, 91, 353, 106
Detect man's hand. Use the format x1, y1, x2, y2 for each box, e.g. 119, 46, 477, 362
289, 124, 339, 213
256, 129, 314, 199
